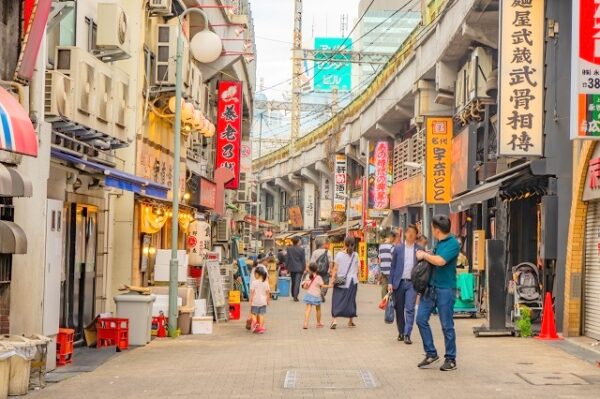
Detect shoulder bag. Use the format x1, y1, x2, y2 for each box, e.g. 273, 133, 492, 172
334, 253, 355, 287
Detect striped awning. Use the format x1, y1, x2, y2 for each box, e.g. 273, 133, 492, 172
0, 86, 38, 157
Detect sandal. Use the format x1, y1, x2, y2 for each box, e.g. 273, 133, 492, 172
330, 322, 337, 330
316, 323, 324, 328
303, 325, 308, 330
348, 321, 357, 328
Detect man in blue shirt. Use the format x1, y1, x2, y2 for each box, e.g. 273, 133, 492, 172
388, 225, 420, 344
415, 215, 460, 371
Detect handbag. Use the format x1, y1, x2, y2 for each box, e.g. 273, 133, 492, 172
378, 293, 389, 310
384, 294, 395, 324
334, 253, 355, 287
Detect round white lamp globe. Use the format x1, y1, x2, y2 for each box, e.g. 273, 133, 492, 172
182, 102, 194, 122
190, 30, 223, 64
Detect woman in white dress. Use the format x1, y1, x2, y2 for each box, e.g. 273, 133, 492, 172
330, 236, 359, 329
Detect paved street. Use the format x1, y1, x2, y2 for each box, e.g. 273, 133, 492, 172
33, 285, 600, 399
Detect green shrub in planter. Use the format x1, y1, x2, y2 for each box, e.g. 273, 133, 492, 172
516, 305, 532, 337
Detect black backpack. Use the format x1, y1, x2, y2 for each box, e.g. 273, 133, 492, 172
411, 260, 433, 294
315, 251, 330, 274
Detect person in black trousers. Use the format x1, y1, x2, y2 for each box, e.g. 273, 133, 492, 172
285, 236, 307, 301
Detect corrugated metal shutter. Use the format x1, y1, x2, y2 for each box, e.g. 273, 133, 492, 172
585, 202, 600, 339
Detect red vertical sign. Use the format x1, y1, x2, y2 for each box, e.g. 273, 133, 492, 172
215, 81, 243, 189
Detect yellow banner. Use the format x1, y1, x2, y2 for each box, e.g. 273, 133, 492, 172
426, 117, 453, 204
358, 242, 368, 282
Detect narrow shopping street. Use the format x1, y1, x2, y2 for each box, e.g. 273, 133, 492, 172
32, 285, 600, 399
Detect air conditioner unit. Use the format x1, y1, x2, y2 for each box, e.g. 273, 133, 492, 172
237, 190, 248, 202
56, 46, 97, 130
455, 61, 469, 110
96, 3, 131, 60
189, 63, 203, 107
112, 68, 130, 144
44, 71, 73, 121
469, 47, 494, 101
201, 84, 211, 116
94, 63, 113, 131
216, 218, 231, 242
155, 24, 190, 89
148, 0, 172, 15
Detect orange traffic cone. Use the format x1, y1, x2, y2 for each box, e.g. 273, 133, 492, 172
536, 292, 562, 340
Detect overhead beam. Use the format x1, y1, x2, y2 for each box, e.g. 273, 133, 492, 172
275, 177, 295, 194
315, 160, 330, 176
302, 49, 391, 65
261, 182, 278, 197
300, 167, 320, 186
255, 99, 331, 113
376, 122, 396, 139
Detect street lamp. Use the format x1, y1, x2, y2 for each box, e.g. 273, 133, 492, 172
169, 8, 222, 336
404, 161, 428, 243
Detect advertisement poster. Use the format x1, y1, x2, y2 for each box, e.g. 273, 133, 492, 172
368, 140, 393, 211
499, 0, 544, 154
358, 241, 368, 282
215, 81, 243, 189
348, 193, 362, 219
334, 154, 347, 212
303, 182, 316, 230
425, 117, 453, 204
288, 206, 303, 228
572, 0, 600, 139
367, 243, 380, 284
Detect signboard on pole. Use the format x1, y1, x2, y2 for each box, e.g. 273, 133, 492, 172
425, 117, 453, 204
314, 37, 352, 92
368, 140, 392, 212
498, 0, 544, 155
215, 81, 243, 189
571, 0, 600, 139
303, 182, 315, 230
187, 220, 211, 266
334, 154, 347, 212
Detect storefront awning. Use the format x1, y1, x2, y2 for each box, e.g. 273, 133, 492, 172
274, 232, 294, 240
51, 149, 169, 199
328, 220, 361, 236
0, 220, 27, 254
243, 215, 278, 228
0, 86, 38, 157
450, 171, 525, 213
0, 163, 32, 198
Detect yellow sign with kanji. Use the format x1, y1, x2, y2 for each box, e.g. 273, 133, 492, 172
426, 117, 453, 204
358, 242, 368, 282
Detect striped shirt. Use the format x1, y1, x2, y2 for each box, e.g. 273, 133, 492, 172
378, 243, 394, 275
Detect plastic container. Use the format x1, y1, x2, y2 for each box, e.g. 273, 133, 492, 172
25, 334, 51, 389
114, 294, 156, 346
228, 303, 241, 320
191, 317, 213, 334
178, 312, 192, 335
278, 276, 291, 297
0, 342, 15, 399
194, 299, 207, 317
0, 335, 36, 396
228, 290, 241, 304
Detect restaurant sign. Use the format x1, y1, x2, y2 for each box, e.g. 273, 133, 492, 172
368, 140, 392, 211
583, 144, 600, 200
390, 175, 423, 209
215, 81, 243, 189
425, 117, 453, 204
499, 0, 544, 155
334, 154, 347, 212
572, 0, 600, 139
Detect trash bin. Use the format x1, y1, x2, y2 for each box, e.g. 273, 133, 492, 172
114, 294, 156, 346
25, 334, 51, 389
0, 335, 36, 396
0, 342, 15, 399
278, 276, 291, 297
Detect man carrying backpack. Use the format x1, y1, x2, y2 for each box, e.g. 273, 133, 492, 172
415, 215, 461, 372
310, 237, 333, 302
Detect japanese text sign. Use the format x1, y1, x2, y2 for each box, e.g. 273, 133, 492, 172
499, 0, 544, 155
572, 0, 600, 139
188, 220, 211, 266
314, 37, 352, 92
215, 81, 243, 189
425, 117, 453, 204
303, 182, 316, 230
334, 154, 347, 212
199, 177, 217, 209
368, 140, 392, 210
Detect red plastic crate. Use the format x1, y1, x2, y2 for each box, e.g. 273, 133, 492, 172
96, 318, 129, 350
56, 328, 74, 366
229, 303, 241, 320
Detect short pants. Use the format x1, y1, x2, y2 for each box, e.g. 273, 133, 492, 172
251, 305, 267, 315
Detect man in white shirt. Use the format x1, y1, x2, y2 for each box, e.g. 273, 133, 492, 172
388, 225, 420, 344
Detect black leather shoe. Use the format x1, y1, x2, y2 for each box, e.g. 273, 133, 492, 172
404, 336, 412, 345
397, 334, 404, 341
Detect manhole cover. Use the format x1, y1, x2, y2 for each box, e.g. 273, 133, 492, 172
283, 369, 378, 389
516, 373, 589, 386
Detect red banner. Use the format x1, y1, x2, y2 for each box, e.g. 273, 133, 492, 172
215, 81, 243, 189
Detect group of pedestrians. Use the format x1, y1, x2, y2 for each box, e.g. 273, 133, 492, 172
379, 215, 460, 371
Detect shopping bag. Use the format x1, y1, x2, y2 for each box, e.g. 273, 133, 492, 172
378, 293, 389, 310
384, 295, 395, 324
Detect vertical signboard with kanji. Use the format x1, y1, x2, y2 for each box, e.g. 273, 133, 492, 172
368, 140, 392, 217
188, 220, 211, 266
499, 0, 544, 155
334, 154, 347, 212
303, 182, 315, 230
215, 81, 243, 189
425, 117, 453, 204
572, 0, 600, 139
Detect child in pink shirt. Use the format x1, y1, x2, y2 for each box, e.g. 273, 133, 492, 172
302, 262, 331, 329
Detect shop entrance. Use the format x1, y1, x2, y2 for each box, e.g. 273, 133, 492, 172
584, 201, 600, 340
61, 204, 98, 342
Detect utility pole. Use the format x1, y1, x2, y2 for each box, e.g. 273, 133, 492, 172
255, 112, 263, 257
291, 0, 303, 152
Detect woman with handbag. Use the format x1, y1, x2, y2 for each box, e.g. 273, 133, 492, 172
330, 236, 359, 329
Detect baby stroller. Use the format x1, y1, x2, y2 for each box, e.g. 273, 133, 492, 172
509, 262, 543, 323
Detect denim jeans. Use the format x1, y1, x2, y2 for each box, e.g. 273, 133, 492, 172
393, 280, 417, 337
416, 287, 456, 360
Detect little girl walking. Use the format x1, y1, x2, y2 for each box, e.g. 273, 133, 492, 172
302, 262, 331, 329
249, 267, 270, 334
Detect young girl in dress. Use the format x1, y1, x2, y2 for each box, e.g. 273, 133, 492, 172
302, 262, 331, 329
249, 266, 270, 334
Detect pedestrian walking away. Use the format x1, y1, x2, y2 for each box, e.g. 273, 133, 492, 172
310, 237, 333, 301
249, 266, 271, 334
388, 225, 420, 345
301, 262, 332, 329
286, 236, 307, 302
378, 232, 396, 298
330, 236, 359, 329
416, 215, 461, 371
